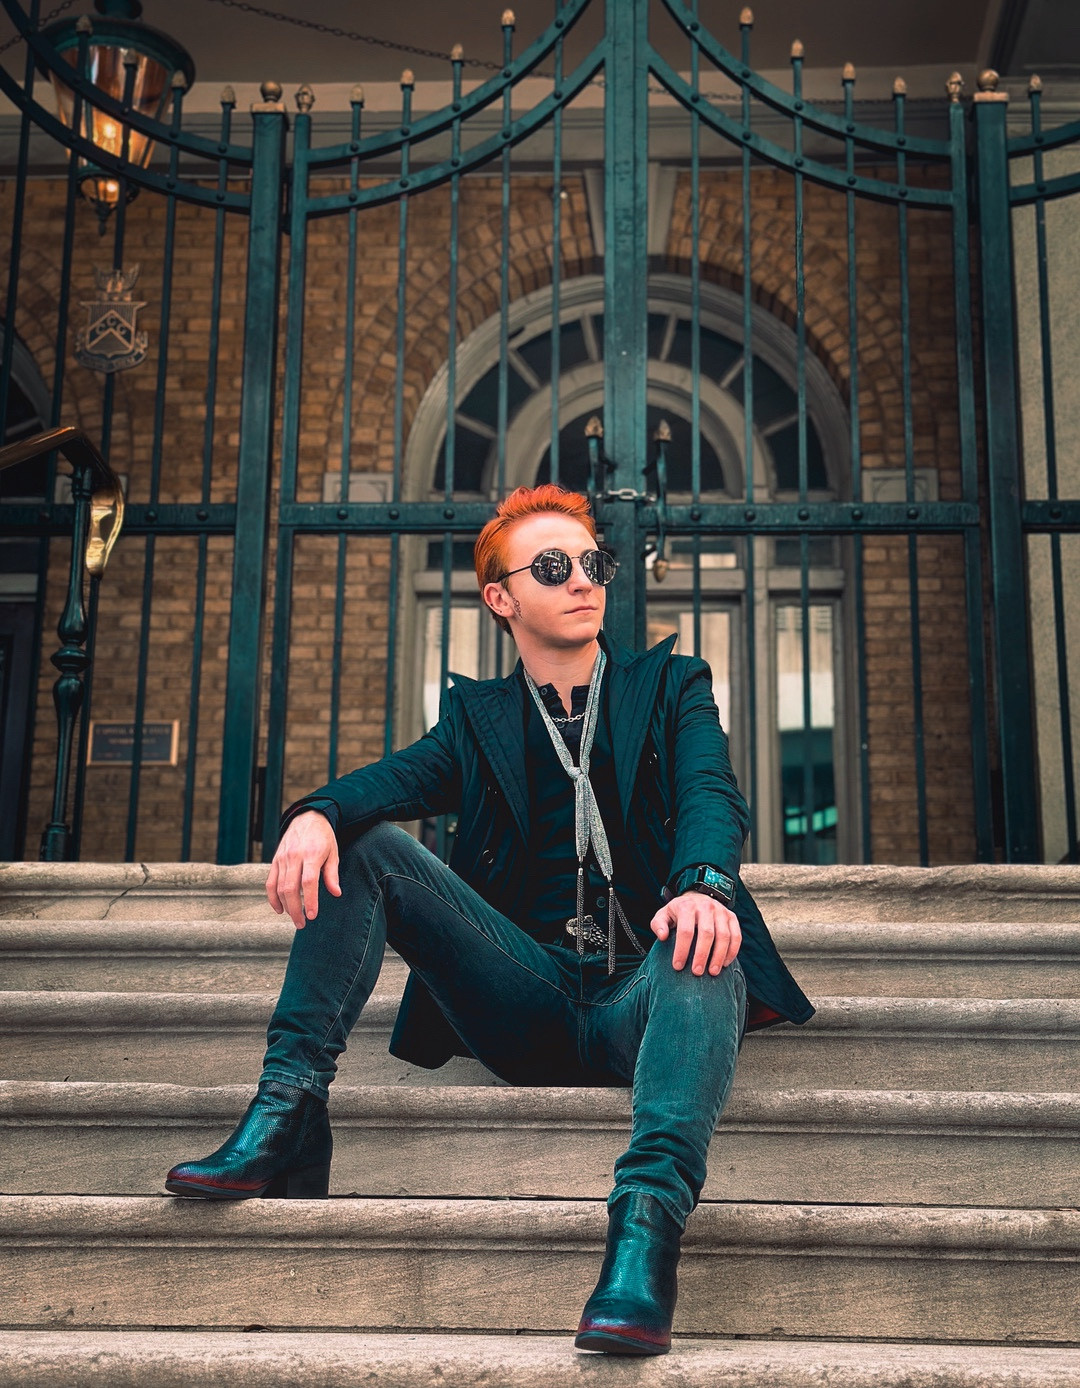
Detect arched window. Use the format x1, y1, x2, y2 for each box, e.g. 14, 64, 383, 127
397, 276, 857, 863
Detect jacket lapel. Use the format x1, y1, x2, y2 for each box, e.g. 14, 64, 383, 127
602, 630, 678, 823
449, 667, 530, 845
451, 629, 678, 848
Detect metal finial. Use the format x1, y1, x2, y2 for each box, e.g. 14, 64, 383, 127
350, 84, 365, 105
260, 80, 283, 103
171, 70, 186, 89
1029, 74, 1043, 94
451, 42, 464, 61
652, 557, 669, 583
122, 47, 137, 66
585, 416, 603, 438
75, 14, 92, 33
790, 39, 804, 60
977, 69, 1000, 92
842, 62, 855, 82
295, 84, 315, 112
220, 84, 236, 106
946, 72, 964, 103
739, 7, 753, 24
401, 68, 415, 87
502, 9, 516, 26
893, 76, 907, 96
654, 419, 672, 442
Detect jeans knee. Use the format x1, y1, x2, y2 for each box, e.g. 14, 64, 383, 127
340, 821, 422, 879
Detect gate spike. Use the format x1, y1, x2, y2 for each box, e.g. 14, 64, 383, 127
946, 71, 964, 103
350, 84, 365, 106
842, 62, 855, 83
400, 68, 415, 88
451, 43, 464, 61
585, 416, 603, 438
219, 85, 236, 107
790, 39, 804, 60
655, 419, 672, 442
502, 9, 516, 27
739, 7, 753, 25
1028, 74, 1042, 94
893, 76, 907, 96
75, 14, 92, 32
294, 84, 315, 112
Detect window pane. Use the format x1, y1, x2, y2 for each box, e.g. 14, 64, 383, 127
645, 608, 731, 731
423, 604, 481, 730
776, 604, 837, 864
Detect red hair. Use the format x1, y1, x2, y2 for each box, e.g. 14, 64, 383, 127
474, 484, 597, 632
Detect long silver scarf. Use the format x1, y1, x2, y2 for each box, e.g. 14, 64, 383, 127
523, 646, 645, 974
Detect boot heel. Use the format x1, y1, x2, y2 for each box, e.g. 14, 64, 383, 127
284, 1162, 331, 1199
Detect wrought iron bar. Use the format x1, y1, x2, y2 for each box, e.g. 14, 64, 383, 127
261, 84, 311, 854
0, 0, 39, 447
741, 7, 758, 855
124, 76, 184, 861
183, 89, 235, 861
218, 83, 287, 864
972, 73, 1040, 861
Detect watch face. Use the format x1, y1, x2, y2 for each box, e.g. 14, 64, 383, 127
702, 867, 726, 890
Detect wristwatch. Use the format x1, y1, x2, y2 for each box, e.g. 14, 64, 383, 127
670, 863, 737, 906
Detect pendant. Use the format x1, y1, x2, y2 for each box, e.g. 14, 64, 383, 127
565, 914, 607, 948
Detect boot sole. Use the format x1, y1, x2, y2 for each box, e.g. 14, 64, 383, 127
164, 1162, 330, 1200
574, 1328, 670, 1356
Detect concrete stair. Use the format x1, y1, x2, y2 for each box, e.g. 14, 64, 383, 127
1, 861, 1079, 1384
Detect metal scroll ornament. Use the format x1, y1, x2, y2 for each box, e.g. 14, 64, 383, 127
75, 265, 149, 373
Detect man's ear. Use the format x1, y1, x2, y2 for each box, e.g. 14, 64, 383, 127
483, 581, 514, 623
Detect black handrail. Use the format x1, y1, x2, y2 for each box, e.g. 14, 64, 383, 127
0, 427, 124, 859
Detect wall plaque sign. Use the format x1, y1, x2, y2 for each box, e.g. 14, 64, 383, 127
87, 720, 179, 766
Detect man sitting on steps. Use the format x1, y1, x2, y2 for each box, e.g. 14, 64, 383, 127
164, 482, 815, 1356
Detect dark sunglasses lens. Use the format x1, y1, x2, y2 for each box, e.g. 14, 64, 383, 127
531, 550, 573, 585
582, 550, 617, 585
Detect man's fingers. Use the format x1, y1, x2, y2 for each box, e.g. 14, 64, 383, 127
690, 914, 714, 976
323, 844, 341, 898
671, 913, 696, 970
281, 867, 306, 930
300, 864, 321, 922
265, 860, 283, 914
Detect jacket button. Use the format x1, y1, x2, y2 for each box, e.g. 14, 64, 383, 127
480, 849, 495, 866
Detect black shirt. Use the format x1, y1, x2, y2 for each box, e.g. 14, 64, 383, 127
519, 665, 655, 956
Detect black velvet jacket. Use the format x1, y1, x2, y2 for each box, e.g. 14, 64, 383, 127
282, 630, 815, 1069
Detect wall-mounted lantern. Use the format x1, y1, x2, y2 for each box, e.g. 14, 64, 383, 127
39, 0, 195, 227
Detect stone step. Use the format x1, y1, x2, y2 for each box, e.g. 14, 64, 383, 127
3, 1080, 1078, 1207
5, 918, 1078, 998
2, 990, 1077, 1091
2, 1332, 1080, 1387
2, 1195, 1078, 1343
4, 861, 1080, 926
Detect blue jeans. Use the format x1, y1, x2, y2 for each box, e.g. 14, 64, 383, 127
262, 821, 748, 1229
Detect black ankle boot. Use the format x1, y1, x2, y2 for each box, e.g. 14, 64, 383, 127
165, 1080, 332, 1199
574, 1192, 682, 1355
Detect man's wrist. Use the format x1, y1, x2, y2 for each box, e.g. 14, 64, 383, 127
668, 863, 737, 907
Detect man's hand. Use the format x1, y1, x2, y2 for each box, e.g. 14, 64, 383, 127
266, 810, 341, 929
649, 892, 741, 975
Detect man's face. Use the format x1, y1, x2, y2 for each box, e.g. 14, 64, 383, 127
483, 513, 608, 647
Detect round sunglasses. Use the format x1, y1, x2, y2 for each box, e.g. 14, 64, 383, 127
499, 548, 618, 587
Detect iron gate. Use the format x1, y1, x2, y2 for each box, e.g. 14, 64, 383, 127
0, 0, 1078, 868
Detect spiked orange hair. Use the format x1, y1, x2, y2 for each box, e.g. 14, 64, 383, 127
474, 484, 597, 632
